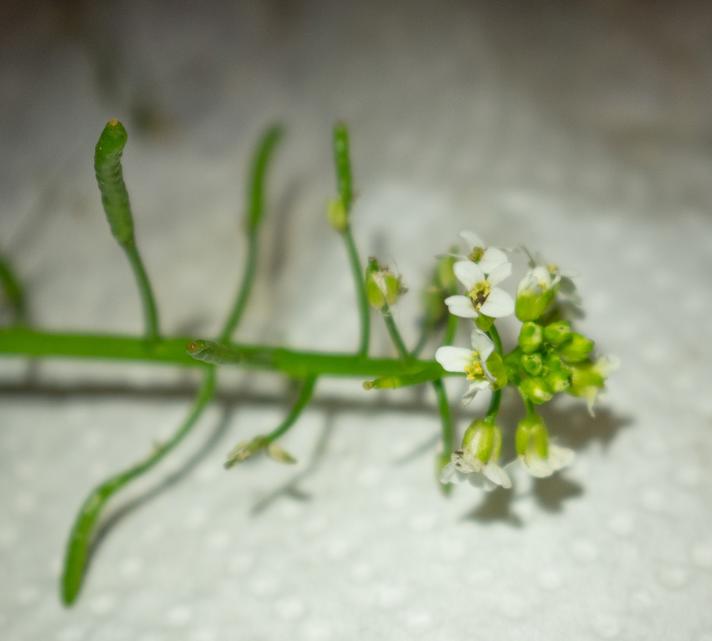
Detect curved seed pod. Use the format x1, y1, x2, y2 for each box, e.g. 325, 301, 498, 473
94, 119, 134, 246
332, 122, 354, 212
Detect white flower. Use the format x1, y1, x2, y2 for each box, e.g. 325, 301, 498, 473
521, 246, 582, 315
458, 230, 511, 277
518, 443, 575, 478
440, 421, 511, 490
435, 329, 494, 403
513, 414, 575, 478
444, 260, 514, 319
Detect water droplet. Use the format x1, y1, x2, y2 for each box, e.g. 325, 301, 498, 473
656, 564, 689, 590
691, 543, 712, 570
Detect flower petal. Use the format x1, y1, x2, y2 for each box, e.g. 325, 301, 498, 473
483, 462, 512, 489
479, 247, 509, 276
459, 230, 485, 249
470, 329, 494, 361
548, 444, 575, 472
486, 259, 512, 285
444, 295, 477, 318
480, 288, 514, 318
521, 455, 554, 478
439, 462, 457, 484
435, 346, 472, 372
454, 260, 485, 290
463, 380, 490, 405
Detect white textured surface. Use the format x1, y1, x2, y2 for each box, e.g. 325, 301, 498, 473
2, 1, 712, 639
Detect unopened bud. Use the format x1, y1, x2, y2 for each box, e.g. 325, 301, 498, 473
515, 414, 549, 459
518, 321, 543, 354
559, 332, 594, 363
365, 260, 406, 309
327, 197, 348, 232
515, 266, 558, 322
519, 376, 554, 405
521, 353, 543, 376
485, 352, 508, 389
543, 320, 572, 347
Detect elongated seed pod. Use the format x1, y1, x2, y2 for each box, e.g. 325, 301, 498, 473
332, 123, 354, 212
94, 119, 134, 246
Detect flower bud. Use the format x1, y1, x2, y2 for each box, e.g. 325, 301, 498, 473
568, 355, 618, 413
462, 420, 502, 464
543, 320, 572, 347
515, 266, 557, 322
521, 353, 543, 376
515, 414, 549, 460
327, 197, 348, 232
436, 251, 457, 293
518, 321, 543, 354
545, 368, 571, 393
365, 260, 406, 309
485, 352, 508, 389
559, 332, 594, 363
475, 314, 494, 332
519, 376, 554, 404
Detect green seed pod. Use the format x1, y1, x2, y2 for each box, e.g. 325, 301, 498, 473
519, 376, 554, 405
559, 333, 594, 363
521, 353, 543, 376
475, 314, 494, 332
543, 320, 572, 347
518, 321, 543, 354
94, 119, 134, 246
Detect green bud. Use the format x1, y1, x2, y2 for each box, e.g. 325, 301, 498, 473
515, 414, 549, 459
327, 197, 348, 232
462, 419, 502, 463
436, 251, 458, 293
485, 352, 508, 389
422, 285, 447, 327
544, 351, 564, 372
365, 260, 405, 309
568, 356, 617, 413
543, 320, 572, 347
521, 353, 543, 376
518, 321, 543, 353
559, 332, 594, 363
545, 368, 571, 393
504, 348, 523, 385
515, 266, 558, 321
475, 314, 494, 332
519, 376, 554, 405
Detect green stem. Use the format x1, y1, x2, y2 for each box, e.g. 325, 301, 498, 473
61, 368, 216, 605
381, 304, 410, 361
342, 228, 370, 356
485, 324, 504, 421
0, 254, 27, 324
443, 314, 458, 346
265, 374, 318, 443
218, 232, 258, 343
432, 377, 455, 455
123, 243, 160, 341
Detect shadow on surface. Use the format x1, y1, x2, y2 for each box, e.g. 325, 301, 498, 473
249, 408, 336, 516
462, 401, 630, 527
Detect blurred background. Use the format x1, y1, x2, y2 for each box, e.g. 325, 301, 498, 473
1, 1, 711, 639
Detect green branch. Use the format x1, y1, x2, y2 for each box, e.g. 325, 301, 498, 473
94, 119, 160, 340
0, 254, 27, 324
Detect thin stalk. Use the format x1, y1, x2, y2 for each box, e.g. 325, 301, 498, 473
342, 229, 370, 356
61, 368, 216, 605
60, 123, 283, 607
381, 304, 410, 361
264, 374, 318, 443
123, 243, 160, 341
485, 324, 504, 421
0, 254, 27, 324
432, 378, 455, 455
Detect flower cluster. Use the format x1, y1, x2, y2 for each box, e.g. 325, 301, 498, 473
433, 230, 616, 491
